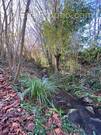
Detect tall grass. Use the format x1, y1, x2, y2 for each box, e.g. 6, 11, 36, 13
20, 74, 58, 105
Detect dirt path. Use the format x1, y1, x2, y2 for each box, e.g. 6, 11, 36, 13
0, 72, 34, 135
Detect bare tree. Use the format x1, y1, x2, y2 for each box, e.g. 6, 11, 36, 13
2, 0, 13, 72
14, 0, 31, 82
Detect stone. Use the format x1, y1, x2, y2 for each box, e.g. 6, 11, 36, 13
86, 106, 95, 114
68, 107, 101, 135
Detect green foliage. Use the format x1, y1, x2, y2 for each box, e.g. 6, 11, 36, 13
79, 47, 101, 63
42, 0, 91, 71
48, 71, 101, 105
20, 101, 33, 113
63, 0, 91, 32
17, 70, 101, 105
34, 107, 47, 135
49, 73, 80, 91
83, 66, 101, 91
20, 74, 57, 105
62, 116, 85, 134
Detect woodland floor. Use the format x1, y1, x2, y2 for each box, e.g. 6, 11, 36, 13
0, 71, 35, 135
0, 59, 101, 135
0, 60, 69, 135
0, 70, 76, 135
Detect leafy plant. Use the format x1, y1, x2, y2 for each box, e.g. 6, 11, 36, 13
49, 73, 79, 90
79, 47, 101, 63
33, 107, 47, 135
61, 115, 85, 134
20, 75, 57, 105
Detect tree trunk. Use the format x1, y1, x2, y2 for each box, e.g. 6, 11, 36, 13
55, 53, 61, 72
2, 0, 12, 72
14, 0, 31, 83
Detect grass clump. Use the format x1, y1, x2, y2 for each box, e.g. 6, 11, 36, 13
19, 74, 58, 106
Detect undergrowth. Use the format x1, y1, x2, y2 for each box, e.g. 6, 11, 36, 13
13, 67, 101, 134
15, 74, 58, 106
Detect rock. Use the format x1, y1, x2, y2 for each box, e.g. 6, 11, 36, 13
52, 90, 77, 112
86, 106, 95, 114
82, 96, 93, 104
68, 109, 82, 125
88, 118, 101, 135
78, 96, 93, 106
68, 107, 101, 135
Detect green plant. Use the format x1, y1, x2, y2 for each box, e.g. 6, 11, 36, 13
79, 47, 101, 63
20, 75, 57, 105
49, 73, 79, 90
20, 101, 33, 112
33, 107, 47, 135
61, 115, 85, 134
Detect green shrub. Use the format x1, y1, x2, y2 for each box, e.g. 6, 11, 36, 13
20, 75, 57, 105
79, 47, 101, 64
61, 115, 85, 134
49, 73, 79, 90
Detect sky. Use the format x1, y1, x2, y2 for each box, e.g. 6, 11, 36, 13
0, 0, 100, 48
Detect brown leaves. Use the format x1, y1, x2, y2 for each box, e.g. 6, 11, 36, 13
25, 122, 34, 132
0, 71, 80, 135
47, 112, 61, 128
0, 72, 34, 135
47, 112, 65, 135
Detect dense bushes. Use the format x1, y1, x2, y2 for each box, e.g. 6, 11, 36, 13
78, 47, 101, 65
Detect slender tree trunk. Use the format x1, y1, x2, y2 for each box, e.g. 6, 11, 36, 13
55, 53, 61, 72
2, 0, 12, 72
0, 12, 3, 57
14, 0, 31, 83
46, 50, 53, 69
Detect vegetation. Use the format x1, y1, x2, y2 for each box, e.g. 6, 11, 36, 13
0, 0, 101, 134
42, 0, 91, 71
19, 74, 58, 105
